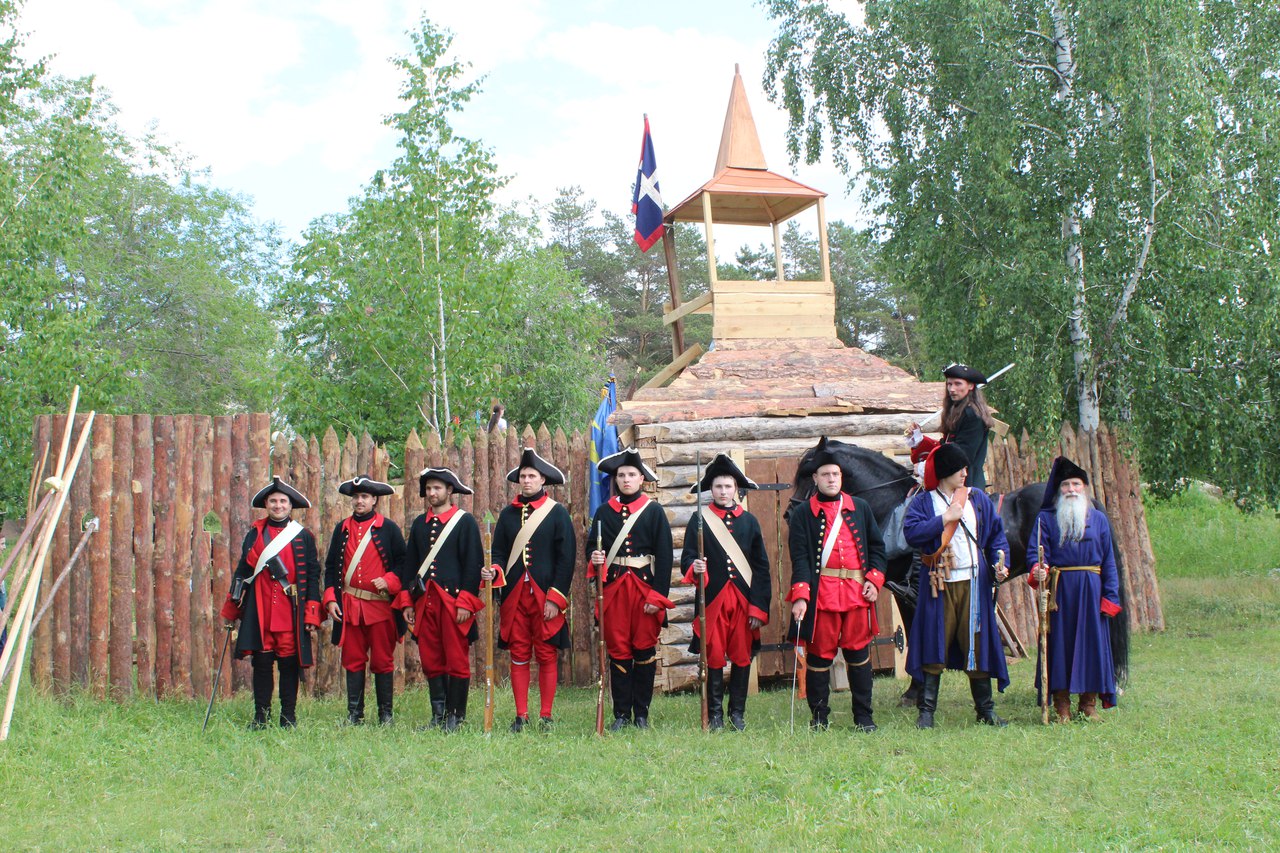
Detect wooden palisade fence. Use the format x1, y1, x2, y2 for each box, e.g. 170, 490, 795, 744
28, 414, 1161, 701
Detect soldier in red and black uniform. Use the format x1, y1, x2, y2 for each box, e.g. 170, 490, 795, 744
403, 467, 484, 732
587, 448, 674, 731
788, 437, 888, 732
323, 475, 408, 725
220, 477, 322, 729
682, 454, 771, 731
485, 449, 577, 732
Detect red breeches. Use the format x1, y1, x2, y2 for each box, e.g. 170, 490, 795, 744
507, 582, 559, 717
807, 605, 875, 660
262, 628, 297, 659
341, 619, 397, 674
602, 572, 663, 660
699, 585, 753, 669
415, 589, 472, 680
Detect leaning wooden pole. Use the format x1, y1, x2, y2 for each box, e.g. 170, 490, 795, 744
1, 399, 94, 741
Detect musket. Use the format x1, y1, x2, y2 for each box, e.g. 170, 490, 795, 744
1036, 520, 1050, 725
483, 510, 496, 734
695, 452, 709, 731
203, 625, 234, 733
594, 521, 607, 736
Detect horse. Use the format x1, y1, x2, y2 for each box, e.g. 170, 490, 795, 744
787, 439, 1129, 682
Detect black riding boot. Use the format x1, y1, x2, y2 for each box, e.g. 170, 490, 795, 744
374, 672, 394, 726
806, 657, 832, 730
427, 675, 447, 728
444, 676, 470, 732
345, 669, 366, 725
277, 655, 300, 728
631, 650, 657, 729
609, 657, 633, 731
916, 671, 941, 729
250, 652, 274, 729
727, 664, 750, 731
706, 667, 725, 730
970, 676, 1007, 727
847, 655, 877, 733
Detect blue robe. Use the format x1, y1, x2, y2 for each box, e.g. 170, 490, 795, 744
903, 488, 1011, 690
1026, 508, 1119, 706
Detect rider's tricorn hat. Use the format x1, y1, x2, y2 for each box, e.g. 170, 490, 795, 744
943, 363, 986, 384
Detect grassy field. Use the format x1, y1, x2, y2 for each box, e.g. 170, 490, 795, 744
1, 492, 1278, 850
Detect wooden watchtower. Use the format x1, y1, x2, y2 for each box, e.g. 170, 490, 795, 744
656, 64, 837, 382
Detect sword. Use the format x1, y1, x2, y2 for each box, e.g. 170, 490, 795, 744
203, 625, 234, 733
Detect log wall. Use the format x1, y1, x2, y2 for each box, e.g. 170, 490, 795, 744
26, 413, 1161, 701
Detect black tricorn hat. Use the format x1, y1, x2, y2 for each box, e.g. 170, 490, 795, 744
506, 448, 565, 485
251, 476, 310, 510
338, 474, 395, 497
797, 436, 846, 479
419, 467, 473, 497
1040, 456, 1090, 510
689, 453, 757, 494
596, 447, 657, 482
943, 363, 987, 384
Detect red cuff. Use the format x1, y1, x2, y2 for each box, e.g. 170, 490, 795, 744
487, 564, 507, 589
587, 561, 599, 580
786, 583, 810, 603
322, 587, 337, 607
1027, 566, 1042, 589
304, 600, 322, 627
748, 604, 769, 625
645, 589, 676, 610
910, 435, 939, 464
219, 597, 242, 621
1100, 598, 1122, 617
456, 589, 485, 614
681, 564, 695, 585
391, 589, 411, 611
865, 569, 885, 590
546, 587, 569, 611
381, 572, 402, 596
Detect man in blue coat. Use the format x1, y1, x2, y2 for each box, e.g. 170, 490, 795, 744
1027, 456, 1122, 722
904, 443, 1010, 728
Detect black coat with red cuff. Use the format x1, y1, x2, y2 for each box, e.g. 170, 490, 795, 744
404, 508, 485, 643
681, 504, 772, 637
490, 495, 577, 650
787, 492, 887, 642
586, 494, 674, 602
323, 515, 408, 642
223, 520, 322, 665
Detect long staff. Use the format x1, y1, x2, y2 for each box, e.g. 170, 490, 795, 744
594, 522, 607, 736
695, 452, 709, 731
1036, 521, 1050, 725
203, 625, 234, 733
483, 511, 496, 734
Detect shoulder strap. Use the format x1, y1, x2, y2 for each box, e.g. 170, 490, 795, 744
925, 487, 970, 565
417, 511, 467, 579
604, 499, 652, 568
818, 503, 843, 569
250, 521, 304, 582
343, 524, 376, 589
702, 507, 753, 587
505, 499, 559, 572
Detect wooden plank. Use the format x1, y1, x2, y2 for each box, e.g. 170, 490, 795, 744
211, 418, 233, 697
171, 415, 195, 699
31, 415, 55, 691
316, 427, 344, 697
89, 415, 113, 699
662, 291, 711, 326
657, 433, 905, 466
189, 416, 214, 702
56, 415, 85, 691
662, 227, 686, 357
638, 413, 918, 444
488, 426, 507, 525
227, 415, 253, 693
712, 279, 833, 296
639, 344, 705, 391
109, 414, 134, 699
568, 431, 591, 686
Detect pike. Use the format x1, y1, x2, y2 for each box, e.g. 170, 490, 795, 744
482, 510, 496, 734
593, 521, 607, 736
1036, 520, 1051, 725
203, 625, 234, 733
695, 452, 709, 731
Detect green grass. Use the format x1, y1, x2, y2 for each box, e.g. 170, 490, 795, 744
2, 495, 1278, 850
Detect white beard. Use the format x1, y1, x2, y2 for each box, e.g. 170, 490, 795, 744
1055, 493, 1088, 544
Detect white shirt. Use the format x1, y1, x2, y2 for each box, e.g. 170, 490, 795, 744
931, 488, 978, 581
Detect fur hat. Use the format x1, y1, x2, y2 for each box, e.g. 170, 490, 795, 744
924, 443, 969, 491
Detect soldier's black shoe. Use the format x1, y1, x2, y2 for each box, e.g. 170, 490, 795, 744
279, 711, 297, 729
427, 675, 447, 728
728, 712, 746, 731
510, 715, 529, 733
444, 712, 465, 733
853, 721, 878, 733
970, 677, 1008, 727
538, 716, 554, 732
249, 707, 269, 730
916, 671, 941, 729
706, 668, 725, 731
345, 670, 366, 726
809, 708, 830, 731
726, 665, 749, 732
609, 715, 631, 732
374, 672, 394, 726
633, 716, 650, 730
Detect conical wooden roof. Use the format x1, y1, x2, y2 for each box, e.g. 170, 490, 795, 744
665, 65, 825, 226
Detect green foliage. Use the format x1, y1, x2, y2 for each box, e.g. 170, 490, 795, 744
1145, 488, 1280, 580
764, 0, 1280, 502
279, 23, 606, 444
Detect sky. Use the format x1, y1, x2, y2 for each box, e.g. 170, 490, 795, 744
15, 0, 868, 246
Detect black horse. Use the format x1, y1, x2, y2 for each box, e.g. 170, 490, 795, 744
788, 439, 1129, 681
